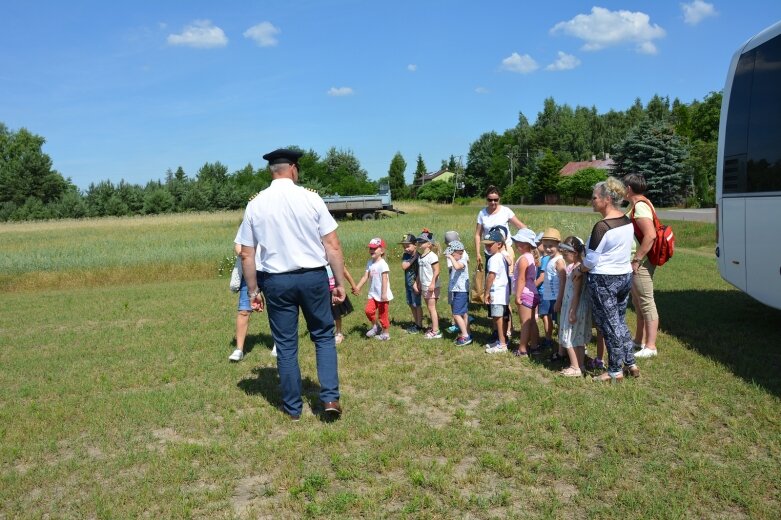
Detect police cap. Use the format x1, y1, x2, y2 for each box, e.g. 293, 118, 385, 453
262, 148, 303, 166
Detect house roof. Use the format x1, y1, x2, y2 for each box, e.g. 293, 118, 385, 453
559, 158, 615, 177
415, 168, 454, 185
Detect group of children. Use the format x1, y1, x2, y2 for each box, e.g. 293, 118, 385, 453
479, 225, 598, 376
330, 226, 601, 377
337, 229, 472, 345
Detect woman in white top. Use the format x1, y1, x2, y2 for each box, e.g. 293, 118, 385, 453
575, 177, 639, 382
474, 185, 526, 271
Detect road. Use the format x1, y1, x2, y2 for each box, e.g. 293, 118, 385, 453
510, 204, 715, 223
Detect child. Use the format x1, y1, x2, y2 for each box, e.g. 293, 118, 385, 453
540, 227, 566, 360
400, 233, 424, 333
482, 229, 510, 353
557, 236, 592, 377
415, 229, 442, 339
444, 240, 472, 345
444, 230, 470, 334
511, 228, 540, 356
353, 238, 393, 341
329, 264, 356, 345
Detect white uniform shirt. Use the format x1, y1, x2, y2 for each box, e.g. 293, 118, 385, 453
366, 258, 393, 302
235, 178, 338, 274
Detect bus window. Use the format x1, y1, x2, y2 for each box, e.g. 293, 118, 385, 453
747, 34, 781, 193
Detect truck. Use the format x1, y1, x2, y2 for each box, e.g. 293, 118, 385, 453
321, 184, 403, 220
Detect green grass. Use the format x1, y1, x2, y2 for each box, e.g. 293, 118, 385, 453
1, 204, 780, 518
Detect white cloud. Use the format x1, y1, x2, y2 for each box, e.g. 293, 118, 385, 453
327, 87, 354, 97
545, 51, 581, 71
407, 64, 417, 72
167, 20, 228, 48
244, 21, 281, 47
551, 7, 665, 54
501, 52, 539, 74
682, 1, 717, 25
475, 87, 490, 94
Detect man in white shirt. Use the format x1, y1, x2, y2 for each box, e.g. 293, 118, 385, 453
235, 148, 347, 421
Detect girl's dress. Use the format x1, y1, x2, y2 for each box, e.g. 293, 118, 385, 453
558, 263, 592, 348
326, 265, 354, 318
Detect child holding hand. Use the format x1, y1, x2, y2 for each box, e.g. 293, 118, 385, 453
354, 238, 393, 341
557, 236, 592, 376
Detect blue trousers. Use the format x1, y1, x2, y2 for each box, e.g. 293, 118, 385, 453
587, 272, 636, 376
261, 269, 339, 415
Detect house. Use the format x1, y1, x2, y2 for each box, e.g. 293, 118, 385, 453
413, 168, 455, 187
559, 154, 614, 177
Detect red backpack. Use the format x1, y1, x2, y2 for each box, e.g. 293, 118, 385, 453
630, 197, 674, 267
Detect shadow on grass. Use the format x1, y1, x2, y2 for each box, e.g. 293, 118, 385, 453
237, 367, 340, 422
655, 289, 781, 397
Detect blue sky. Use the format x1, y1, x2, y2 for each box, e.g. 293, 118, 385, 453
2, 1, 780, 189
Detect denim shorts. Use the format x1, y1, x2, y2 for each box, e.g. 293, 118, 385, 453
451, 291, 468, 316
405, 285, 421, 307
538, 298, 551, 315
489, 304, 507, 318
237, 274, 263, 312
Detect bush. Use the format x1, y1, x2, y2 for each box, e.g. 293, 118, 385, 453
416, 180, 453, 202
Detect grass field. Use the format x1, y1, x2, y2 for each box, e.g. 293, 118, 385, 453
1, 203, 780, 519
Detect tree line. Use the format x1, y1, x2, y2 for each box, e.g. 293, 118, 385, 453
0, 92, 720, 221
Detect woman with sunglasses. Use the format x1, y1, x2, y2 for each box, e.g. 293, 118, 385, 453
474, 186, 526, 271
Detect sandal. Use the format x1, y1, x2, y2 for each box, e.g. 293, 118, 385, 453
513, 349, 528, 357
560, 366, 584, 377
592, 372, 623, 383
623, 364, 640, 378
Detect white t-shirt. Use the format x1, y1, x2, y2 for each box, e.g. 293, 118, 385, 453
487, 253, 509, 305
366, 258, 393, 301
418, 251, 440, 290
448, 254, 469, 293
235, 178, 338, 274
477, 206, 515, 253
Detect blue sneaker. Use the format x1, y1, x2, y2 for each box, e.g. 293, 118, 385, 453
446, 324, 459, 334
455, 335, 473, 346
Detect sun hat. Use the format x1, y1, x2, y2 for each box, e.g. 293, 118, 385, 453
511, 228, 537, 247
542, 227, 562, 242
368, 237, 386, 249
444, 240, 465, 256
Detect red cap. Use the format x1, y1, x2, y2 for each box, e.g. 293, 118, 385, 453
368, 237, 386, 249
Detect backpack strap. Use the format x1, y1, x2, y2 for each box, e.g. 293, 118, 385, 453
634, 196, 662, 232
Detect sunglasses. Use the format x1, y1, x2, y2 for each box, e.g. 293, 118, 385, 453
486, 197, 499, 202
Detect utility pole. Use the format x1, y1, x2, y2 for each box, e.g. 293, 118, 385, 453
506, 151, 515, 185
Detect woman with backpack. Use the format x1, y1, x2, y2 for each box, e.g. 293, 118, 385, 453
623, 173, 659, 359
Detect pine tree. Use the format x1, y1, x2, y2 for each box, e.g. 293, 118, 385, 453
413, 154, 427, 186
387, 152, 407, 198
612, 120, 689, 206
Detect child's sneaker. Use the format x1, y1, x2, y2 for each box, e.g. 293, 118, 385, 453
365, 324, 380, 338
424, 329, 443, 339
375, 332, 390, 341
228, 349, 244, 362
455, 335, 473, 346
405, 324, 420, 334
446, 324, 459, 334
484, 340, 499, 349
485, 344, 508, 354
